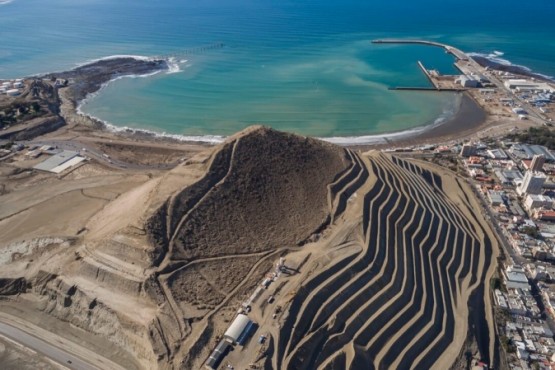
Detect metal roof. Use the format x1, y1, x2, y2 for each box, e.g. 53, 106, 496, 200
33, 150, 78, 172
224, 314, 251, 342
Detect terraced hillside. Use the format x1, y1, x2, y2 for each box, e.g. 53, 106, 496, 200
277, 151, 498, 370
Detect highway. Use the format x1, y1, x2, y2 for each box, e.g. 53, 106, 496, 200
0, 312, 128, 370
0, 321, 97, 370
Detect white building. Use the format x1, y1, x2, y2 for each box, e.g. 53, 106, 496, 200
503, 265, 530, 291
488, 149, 508, 159
524, 194, 553, 212
517, 171, 547, 196
504, 79, 555, 93
457, 75, 480, 88
223, 314, 252, 344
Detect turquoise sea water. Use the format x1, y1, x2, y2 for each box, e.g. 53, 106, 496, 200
1, 0, 554, 140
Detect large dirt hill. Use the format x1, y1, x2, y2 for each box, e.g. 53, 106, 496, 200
0, 126, 352, 369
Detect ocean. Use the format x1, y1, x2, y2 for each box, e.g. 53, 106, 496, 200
1, 0, 554, 141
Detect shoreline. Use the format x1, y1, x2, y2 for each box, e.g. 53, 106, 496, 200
73, 87, 487, 148
7, 54, 539, 152
67, 59, 477, 147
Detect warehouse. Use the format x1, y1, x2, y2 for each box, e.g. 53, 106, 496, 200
205, 340, 231, 369
224, 314, 253, 344
33, 150, 85, 173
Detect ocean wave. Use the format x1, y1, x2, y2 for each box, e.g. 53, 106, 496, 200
76, 108, 226, 144
166, 57, 187, 74
323, 98, 460, 145
468, 51, 553, 80
0, 0, 14, 5
75, 54, 159, 68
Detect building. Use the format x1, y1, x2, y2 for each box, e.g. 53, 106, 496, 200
460, 144, 476, 157
531, 155, 546, 172
473, 74, 491, 84
504, 265, 530, 291
488, 191, 504, 206
495, 169, 523, 186
517, 171, 547, 196
535, 210, 555, 221
479, 88, 496, 95
457, 75, 480, 88
33, 150, 85, 174
511, 144, 555, 162
205, 340, 231, 369
6, 88, 20, 96
504, 79, 555, 93
525, 194, 553, 212
223, 314, 254, 344
488, 149, 508, 160
494, 289, 508, 309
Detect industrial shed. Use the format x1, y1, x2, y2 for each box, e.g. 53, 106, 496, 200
205, 340, 231, 369
224, 314, 252, 344
33, 150, 85, 173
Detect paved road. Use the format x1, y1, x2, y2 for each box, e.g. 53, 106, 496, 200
0, 321, 98, 370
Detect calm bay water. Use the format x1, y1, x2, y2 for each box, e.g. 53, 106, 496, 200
1, 0, 554, 139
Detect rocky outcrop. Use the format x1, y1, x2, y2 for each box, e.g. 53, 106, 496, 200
47, 58, 169, 104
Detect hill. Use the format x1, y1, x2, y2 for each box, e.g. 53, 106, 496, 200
0, 126, 498, 369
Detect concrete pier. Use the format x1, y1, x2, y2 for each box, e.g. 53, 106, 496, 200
371, 39, 468, 61
417, 61, 437, 88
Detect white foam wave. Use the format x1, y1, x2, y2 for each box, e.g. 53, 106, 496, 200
321, 126, 426, 145
493, 50, 504, 56
0, 0, 14, 5
77, 109, 226, 144
75, 54, 157, 68
166, 57, 182, 74
467, 51, 555, 78
323, 96, 460, 145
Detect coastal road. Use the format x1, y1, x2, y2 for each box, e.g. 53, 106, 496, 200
0, 312, 127, 370
0, 321, 97, 370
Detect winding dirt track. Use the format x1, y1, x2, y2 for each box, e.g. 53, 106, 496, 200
278, 152, 497, 370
